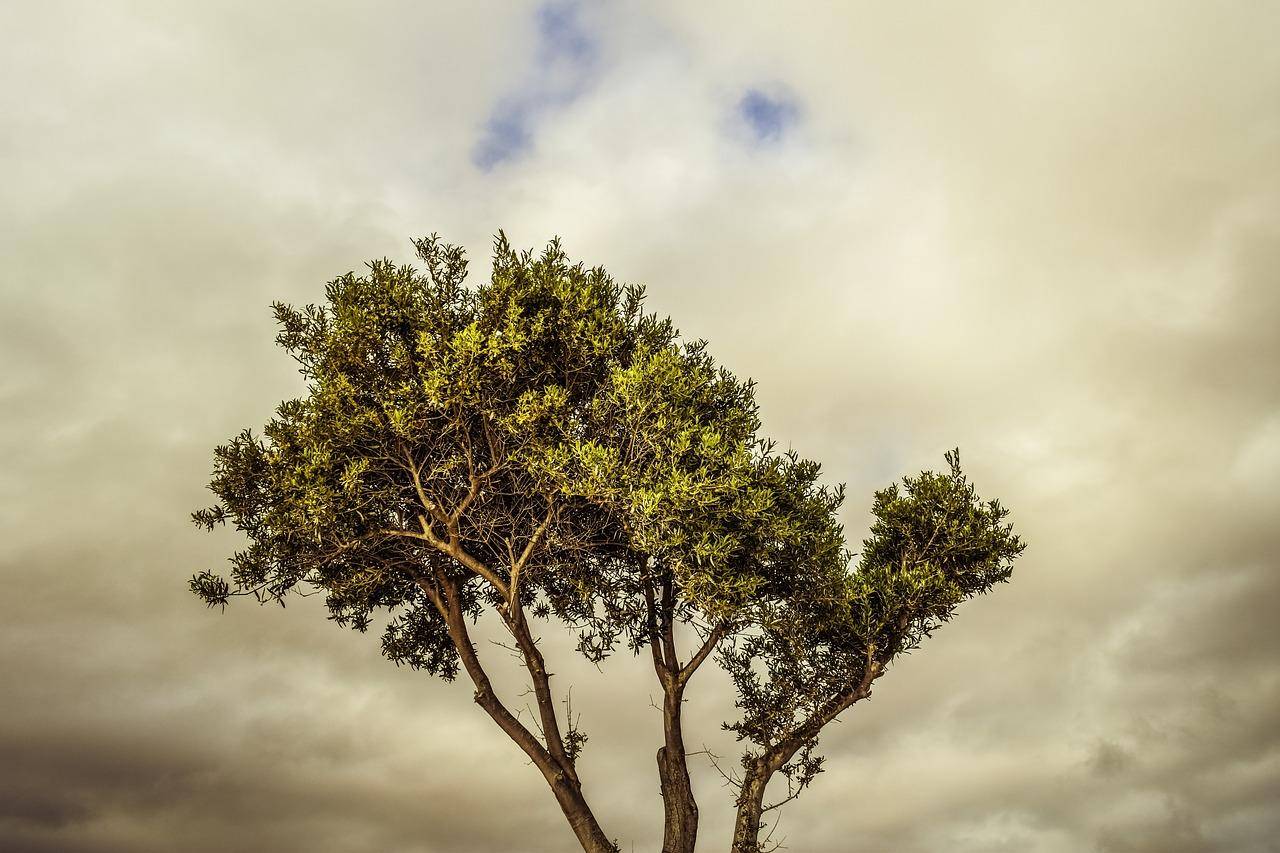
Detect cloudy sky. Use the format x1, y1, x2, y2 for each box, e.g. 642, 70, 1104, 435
3, 2, 1278, 851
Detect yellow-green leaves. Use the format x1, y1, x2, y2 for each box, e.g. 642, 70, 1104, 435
340, 458, 369, 494
510, 384, 569, 430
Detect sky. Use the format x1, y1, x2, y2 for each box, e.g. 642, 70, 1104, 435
2, 1, 1278, 851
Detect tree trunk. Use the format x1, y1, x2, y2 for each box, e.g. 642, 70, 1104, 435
727, 666, 882, 853
430, 575, 616, 853
547, 772, 619, 853
657, 683, 698, 853
729, 759, 771, 853
646, 573, 703, 853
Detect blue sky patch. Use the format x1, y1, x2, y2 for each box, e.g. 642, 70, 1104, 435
471, 1, 599, 171
738, 89, 801, 144
472, 101, 534, 171
537, 2, 596, 67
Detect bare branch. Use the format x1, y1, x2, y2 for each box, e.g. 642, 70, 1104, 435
381, 519, 511, 601
400, 445, 449, 525
511, 497, 556, 607
642, 572, 670, 686
677, 621, 730, 688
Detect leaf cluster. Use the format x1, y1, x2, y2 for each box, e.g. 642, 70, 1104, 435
723, 450, 1024, 796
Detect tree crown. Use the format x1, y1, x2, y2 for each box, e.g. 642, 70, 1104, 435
193, 234, 845, 670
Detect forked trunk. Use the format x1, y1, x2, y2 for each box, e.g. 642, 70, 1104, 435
431, 575, 616, 853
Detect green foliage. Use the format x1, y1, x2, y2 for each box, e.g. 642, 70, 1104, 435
193, 234, 647, 677
192, 233, 845, 676
723, 450, 1025, 799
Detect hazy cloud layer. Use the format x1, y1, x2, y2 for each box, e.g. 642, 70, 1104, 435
2, 2, 1278, 851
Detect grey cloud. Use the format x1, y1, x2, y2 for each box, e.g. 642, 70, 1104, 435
1087, 740, 1135, 777
1096, 802, 1215, 853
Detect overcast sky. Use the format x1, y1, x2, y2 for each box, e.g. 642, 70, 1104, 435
2, 2, 1278, 851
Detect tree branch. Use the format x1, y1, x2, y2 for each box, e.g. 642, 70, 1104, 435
400, 445, 449, 525
428, 571, 561, 775
505, 589, 579, 783
763, 646, 883, 775
660, 574, 679, 675
381, 521, 512, 601
510, 497, 556, 608
677, 621, 729, 688
643, 570, 670, 686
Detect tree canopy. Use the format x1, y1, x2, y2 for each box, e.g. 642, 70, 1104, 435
192, 234, 1023, 853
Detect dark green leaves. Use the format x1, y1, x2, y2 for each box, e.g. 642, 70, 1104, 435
189, 570, 231, 608
851, 449, 1025, 655
722, 450, 1024, 804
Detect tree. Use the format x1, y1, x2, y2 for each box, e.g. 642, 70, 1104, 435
192, 234, 1023, 853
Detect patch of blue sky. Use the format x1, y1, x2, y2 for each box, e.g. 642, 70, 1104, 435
537, 2, 596, 67
471, 1, 599, 171
472, 101, 535, 172
738, 89, 801, 145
